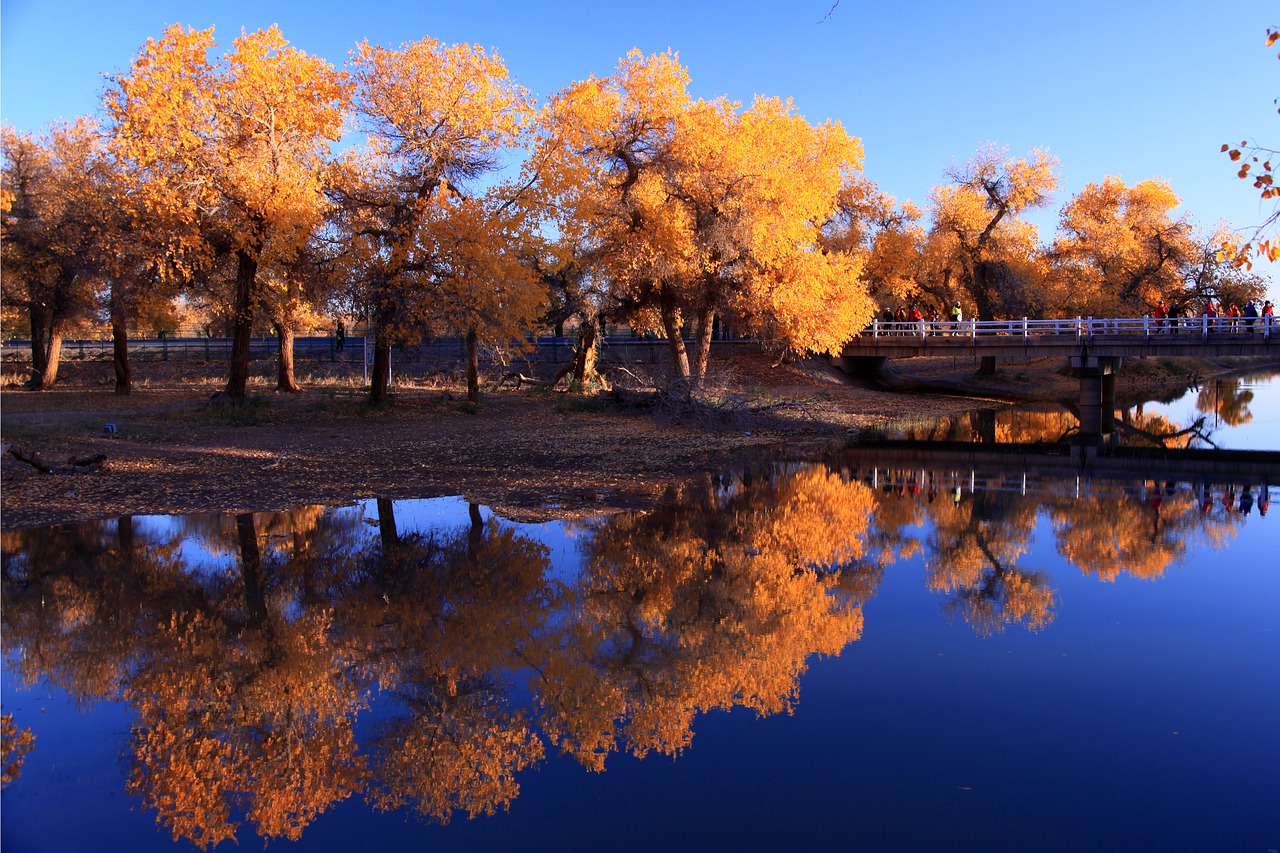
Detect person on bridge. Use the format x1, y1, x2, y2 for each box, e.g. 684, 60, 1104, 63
949, 301, 963, 336
1228, 302, 1242, 332
1154, 300, 1168, 331
1204, 300, 1219, 332
1244, 300, 1259, 332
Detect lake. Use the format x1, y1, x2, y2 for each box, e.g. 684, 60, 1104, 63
3, 371, 1278, 852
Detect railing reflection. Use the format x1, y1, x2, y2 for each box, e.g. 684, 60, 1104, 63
1, 449, 1272, 846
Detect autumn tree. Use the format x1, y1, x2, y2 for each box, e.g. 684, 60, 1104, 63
825, 176, 926, 312
927, 145, 1058, 373
1051, 177, 1197, 315
330, 37, 536, 403
105, 24, 348, 400
1179, 224, 1269, 310
1, 121, 109, 389
538, 51, 874, 386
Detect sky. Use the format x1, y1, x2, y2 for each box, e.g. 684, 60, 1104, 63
2, 0, 1277, 293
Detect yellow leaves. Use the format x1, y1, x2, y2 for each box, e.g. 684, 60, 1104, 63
1, 714, 36, 788
105, 23, 348, 263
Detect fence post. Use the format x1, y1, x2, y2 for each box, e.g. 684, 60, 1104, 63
1022, 317, 1028, 341
1202, 314, 1208, 340
1087, 316, 1093, 339
969, 319, 976, 341
872, 319, 879, 341
1143, 314, 1149, 341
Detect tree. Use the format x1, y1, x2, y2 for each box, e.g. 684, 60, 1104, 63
538, 52, 874, 385
825, 176, 926, 313
416, 191, 546, 402
105, 24, 348, 400
1, 121, 108, 389
1180, 224, 1269, 311
1051, 177, 1197, 315
927, 145, 1058, 373
330, 37, 535, 403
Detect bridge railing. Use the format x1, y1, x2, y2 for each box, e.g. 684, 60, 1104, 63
864, 315, 1275, 341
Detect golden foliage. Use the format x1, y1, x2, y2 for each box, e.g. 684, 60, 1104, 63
1052, 176, 1196, 314
1, 714, 36, 788
105, 24, 348, 264
541, 467, 875, 768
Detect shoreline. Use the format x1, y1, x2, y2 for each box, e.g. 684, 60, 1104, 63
2, 352, 1276, 530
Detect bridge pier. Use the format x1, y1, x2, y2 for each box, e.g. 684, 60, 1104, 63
1070, 355, 1121, 437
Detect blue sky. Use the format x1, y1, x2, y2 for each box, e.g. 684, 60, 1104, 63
3, 0, 1277, 292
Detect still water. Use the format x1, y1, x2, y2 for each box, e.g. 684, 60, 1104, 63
3, 373, 1278, 852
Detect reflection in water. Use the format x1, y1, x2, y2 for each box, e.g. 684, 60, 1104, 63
1, 455, 1272, 848
884, 374, 1270, 450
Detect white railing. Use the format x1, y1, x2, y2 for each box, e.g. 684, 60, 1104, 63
865, 315, 1275, 342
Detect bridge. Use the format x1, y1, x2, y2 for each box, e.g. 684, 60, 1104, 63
833, 315, 1279, 437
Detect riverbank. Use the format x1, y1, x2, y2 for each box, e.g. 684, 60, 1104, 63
2, 351, 1274, 529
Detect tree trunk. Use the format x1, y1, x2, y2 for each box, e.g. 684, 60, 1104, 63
377, 497, 400, 555
467, 502, 484, 563
972, 264, 997, 376
112, 315, 132, 396
37, 324, 63, 390
28, 302, 49, 388
274, 321, 300, 392
571, 322, 597, 388
117, 515, 135, 573
659, 290, 690, 380
692, 304, 716, 384
225, 249, 260, 401
466, 327, 480, 403
236, 513, 268, 631
370, 336, 392, 403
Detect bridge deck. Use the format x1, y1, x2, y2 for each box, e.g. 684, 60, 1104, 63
841, 316, 1279, 359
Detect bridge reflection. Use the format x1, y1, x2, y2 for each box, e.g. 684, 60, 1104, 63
829, 439, 1280, 505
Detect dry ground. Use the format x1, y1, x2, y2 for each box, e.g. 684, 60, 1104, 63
0, 349, 1260, 529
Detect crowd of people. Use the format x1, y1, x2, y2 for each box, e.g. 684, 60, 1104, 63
1152, 298, 1275, 332
872, 298, 1275, 335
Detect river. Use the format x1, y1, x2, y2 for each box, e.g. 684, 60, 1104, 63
3, 372, 1278, 852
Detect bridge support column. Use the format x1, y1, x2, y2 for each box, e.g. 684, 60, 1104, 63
1070, 355, 1122, 438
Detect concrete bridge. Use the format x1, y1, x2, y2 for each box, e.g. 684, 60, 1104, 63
833, 316, 1279, 437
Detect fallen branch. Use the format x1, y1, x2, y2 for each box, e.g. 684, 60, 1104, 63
8, 446, 107, 474
493, 371, 556, 391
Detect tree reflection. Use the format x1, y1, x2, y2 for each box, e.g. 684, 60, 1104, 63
0, 465, 1268, 846
923, 486, 1054, 635
1197, 378, 1254, 428
342, 500, 554, 823
540, 468, 880, 769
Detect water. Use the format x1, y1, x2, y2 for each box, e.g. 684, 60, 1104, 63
3, 373, 1279, 852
